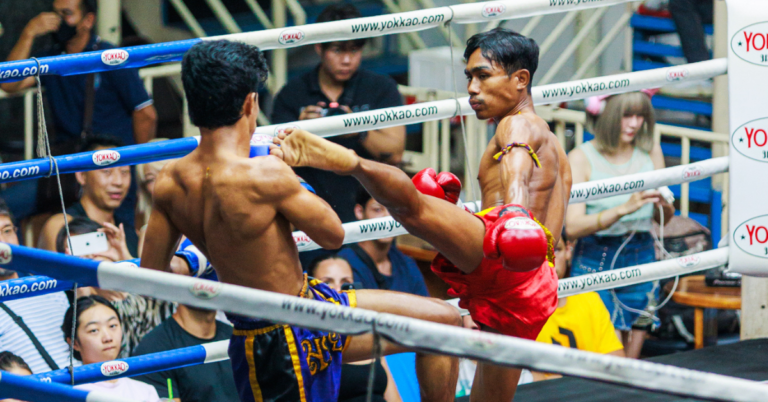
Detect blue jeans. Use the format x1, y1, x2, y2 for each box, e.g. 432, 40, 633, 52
571, 232, 659, 331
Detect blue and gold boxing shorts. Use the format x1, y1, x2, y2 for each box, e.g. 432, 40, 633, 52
227, 275, 356, 402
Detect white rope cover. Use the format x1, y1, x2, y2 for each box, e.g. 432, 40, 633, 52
254, 59, 727, 138
207, 0, 635, 51
558, 248, 729, 297
293, 157, 728, 251
90, 262, 766, 401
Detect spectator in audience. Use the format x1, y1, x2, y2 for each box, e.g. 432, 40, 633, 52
38, 135, 140, 257
531, 234, 625, 381
64, 295, 160, 400
0, 352, 33, 402
337, 189, 429, 296
56, 218, 175, 358
669, 0, 713, 64
307, 255, 402, 402
132, 303, 237, 401
271, 3, 405, 224
1, 0, 155, 225
566, 92, 674, 358
0, 198, 72, 374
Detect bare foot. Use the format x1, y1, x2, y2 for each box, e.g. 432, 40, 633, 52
271, 128, 359, 174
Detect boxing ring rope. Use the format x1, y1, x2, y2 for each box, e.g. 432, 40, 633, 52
558, 248, 729, 297
0, 244, 763, 402
28, 340, 228, 386
0, 371, 137, 402
0, 156, 728, 301
0, 274, 73, 302
0, 59, 726, 185
0, 0, 636, 84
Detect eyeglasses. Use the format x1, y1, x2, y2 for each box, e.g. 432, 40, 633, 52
0, 226, 18, 238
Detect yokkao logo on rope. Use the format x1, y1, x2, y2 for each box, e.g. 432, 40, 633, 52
190, 281, 222, 299
731, 21, 768, 66
92, 150, 121, 166
101, 49, 129, 66
278, 29, 305, 45
0, 244, 11, 264
274, 125, 300, 136
734, 214, 768, 258
676, 255, 700, 268
100, 361, 129, 376
294, 234, 312, 248
666, 68, 689, 82
732, 116, 768, 162
682, 165, 702, 179
481, 3, 506, 18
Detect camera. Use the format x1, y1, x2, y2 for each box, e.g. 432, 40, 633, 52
320, 102, 347, 117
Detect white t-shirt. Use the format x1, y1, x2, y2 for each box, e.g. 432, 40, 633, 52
0, 291, 75, 374
75, 377, 160, 401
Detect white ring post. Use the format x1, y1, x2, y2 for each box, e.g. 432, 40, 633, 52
726, 0, 768, 276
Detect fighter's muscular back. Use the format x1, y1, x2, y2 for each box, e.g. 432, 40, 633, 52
478, 112, 571, 245
145, 146, 344, 297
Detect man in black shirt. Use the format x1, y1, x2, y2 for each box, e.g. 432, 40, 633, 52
271, 3, 405, 224
132, 304, 237, 402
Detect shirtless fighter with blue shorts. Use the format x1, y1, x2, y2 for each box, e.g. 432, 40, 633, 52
139, 40, 460, 402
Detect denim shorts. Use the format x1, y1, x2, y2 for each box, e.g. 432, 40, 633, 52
571, 232, 659, 331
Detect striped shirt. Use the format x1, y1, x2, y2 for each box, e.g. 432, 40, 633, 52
0, 292, 76, 374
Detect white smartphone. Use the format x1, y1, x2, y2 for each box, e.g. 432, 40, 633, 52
69, 231, 109, 257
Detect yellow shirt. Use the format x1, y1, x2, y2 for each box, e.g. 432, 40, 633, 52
535, 292, 623, 354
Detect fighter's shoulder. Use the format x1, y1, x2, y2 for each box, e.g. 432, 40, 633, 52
496, 113, 550, 143
241, 156, 299, 194
153, 159, 183, 203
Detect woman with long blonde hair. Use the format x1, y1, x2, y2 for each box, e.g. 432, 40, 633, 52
566, 92, 674, 358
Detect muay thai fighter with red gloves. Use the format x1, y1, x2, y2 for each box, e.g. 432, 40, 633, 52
271, 28, 572, 402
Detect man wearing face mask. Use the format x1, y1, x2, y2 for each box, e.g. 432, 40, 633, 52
0, 0, 156, 229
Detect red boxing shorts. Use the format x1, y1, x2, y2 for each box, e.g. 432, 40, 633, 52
431, 208, 558, 340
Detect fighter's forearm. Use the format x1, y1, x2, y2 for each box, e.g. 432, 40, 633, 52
352, 158, 421, 217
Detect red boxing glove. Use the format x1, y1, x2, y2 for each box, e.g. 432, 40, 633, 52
412, 168, 462, 204
482, 204, 548, 272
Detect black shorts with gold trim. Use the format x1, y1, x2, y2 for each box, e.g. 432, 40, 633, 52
227, 276, 356, 402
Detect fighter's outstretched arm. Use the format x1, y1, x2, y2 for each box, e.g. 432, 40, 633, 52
496, 117, 542, 209
265, 157, 345, 250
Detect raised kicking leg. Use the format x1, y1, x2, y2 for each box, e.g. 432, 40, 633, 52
271, 129, 484, 273
343, 289, 461, 402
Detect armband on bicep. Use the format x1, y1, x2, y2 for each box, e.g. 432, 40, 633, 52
493, 142, 542, 168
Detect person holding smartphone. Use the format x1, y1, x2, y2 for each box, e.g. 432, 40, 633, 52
56, 218, 175, 358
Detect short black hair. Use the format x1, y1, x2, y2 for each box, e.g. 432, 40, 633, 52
80, 0, 97, 14
0, 197, 14, 223
56, 217, 102, 254
0, 352, 31, 373
182, 40, 269, 129
62, 295, 121, 361
355, 188, 373, 209
78, 134, 124, 153
316, 4, 366, 50
306, 253, 351, 278
464, 28, 539, 91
